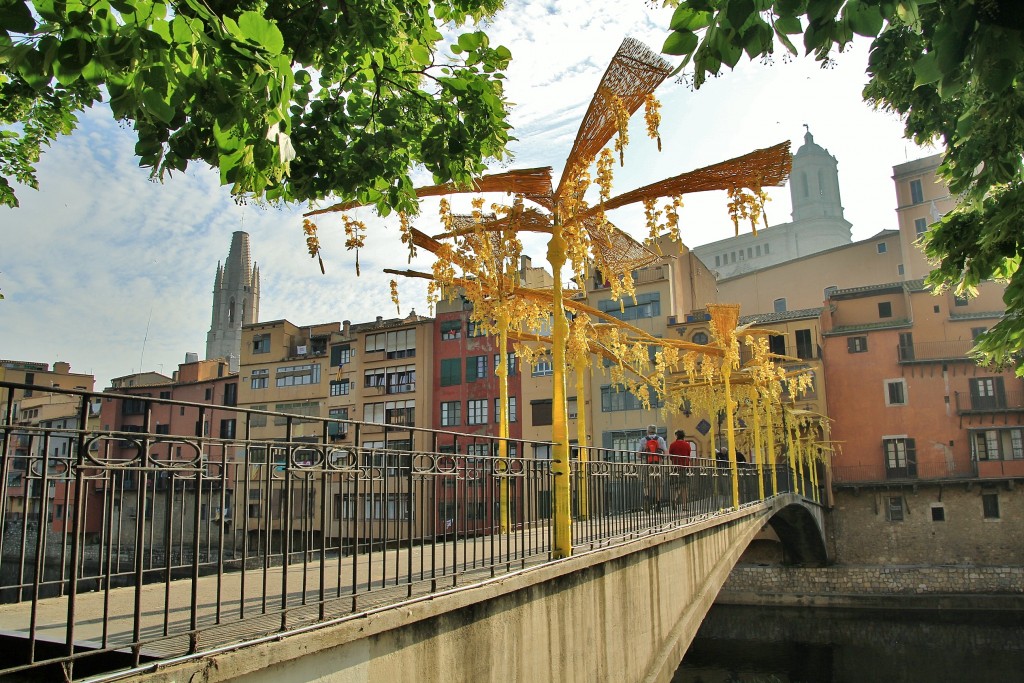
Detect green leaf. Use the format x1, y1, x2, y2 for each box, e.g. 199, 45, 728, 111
238, 11, 284, 54
980, 59, 1016, 92
0, 1, 35, 33
410, 43, 431, 66
774, 15, 802, 34
725, 0, 755, 31
913, 52, 942, 87
663, 30, 699, 56
845, 0, 883, 38
669, 7, 713, 32
142, 89, 175, 124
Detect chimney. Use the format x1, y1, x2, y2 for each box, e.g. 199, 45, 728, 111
228, 353, 239, 373
376, 316, 383, 325
185, 352, 199, 364
343, 320, 351, 337
53, 361, 71, 375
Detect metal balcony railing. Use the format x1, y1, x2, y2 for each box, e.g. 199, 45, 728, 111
954, 390, 1024, 412
0, 381, 800, 681
897, 339, 974, 363
831, 459, 977, 484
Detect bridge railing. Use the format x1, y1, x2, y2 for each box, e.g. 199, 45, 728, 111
0, 381, 799, 681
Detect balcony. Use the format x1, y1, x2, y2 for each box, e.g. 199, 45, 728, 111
954, 390, 1024, 413
897, 340, 974, 364
832, 459, 976, 485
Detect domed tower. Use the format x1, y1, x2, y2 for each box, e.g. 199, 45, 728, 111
788, 127, 852, 250
205, 231, 259, 361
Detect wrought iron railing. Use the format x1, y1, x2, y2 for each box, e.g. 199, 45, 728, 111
0, 382, 800, 681
954, 390, 1024, 412
897, 339, 974, 363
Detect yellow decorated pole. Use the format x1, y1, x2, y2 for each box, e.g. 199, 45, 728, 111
767, 402, 778, 495
496, 311, 510, 533
753, 392, 765, 501
575, 358, 590, 520
548, 226, 572, 559
709, 305, 741, 510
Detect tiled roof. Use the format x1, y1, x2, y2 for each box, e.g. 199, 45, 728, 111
829, 278, 927, 298
739, 307, 823, 325
949, 310, 1005, 321
824, 319, 913, 335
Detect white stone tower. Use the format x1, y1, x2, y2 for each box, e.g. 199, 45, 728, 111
787, 127, 852, 249
205, 231, 260, 361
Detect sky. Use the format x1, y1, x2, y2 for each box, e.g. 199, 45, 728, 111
0, 2, 937, 389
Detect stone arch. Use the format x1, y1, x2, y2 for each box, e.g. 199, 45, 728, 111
766, 503, 829, 566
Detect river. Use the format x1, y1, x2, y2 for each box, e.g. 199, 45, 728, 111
674, 603, 1024, 682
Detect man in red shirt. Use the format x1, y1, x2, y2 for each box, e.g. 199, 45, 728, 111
668, 430, 692, 511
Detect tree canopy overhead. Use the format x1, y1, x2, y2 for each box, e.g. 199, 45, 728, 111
0, 0, 512, 212
659, 0, 1024, 372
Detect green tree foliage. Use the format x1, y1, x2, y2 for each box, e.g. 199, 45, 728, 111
0, 0, 512, 213
659, 0, 1024, 371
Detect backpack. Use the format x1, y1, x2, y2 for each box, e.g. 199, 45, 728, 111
645, 436, 661, 455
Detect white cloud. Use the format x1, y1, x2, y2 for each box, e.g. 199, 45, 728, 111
0, 3, 934, 389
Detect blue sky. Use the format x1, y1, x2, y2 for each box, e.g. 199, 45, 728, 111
0, 2, 934, 389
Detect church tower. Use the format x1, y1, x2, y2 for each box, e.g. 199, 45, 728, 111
788, 127, 852, 248
205, 231, 259, 361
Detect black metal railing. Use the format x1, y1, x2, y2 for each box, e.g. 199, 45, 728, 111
954, 390, 1024, 412
897, 339, 974, 363
0, 382, 799, 681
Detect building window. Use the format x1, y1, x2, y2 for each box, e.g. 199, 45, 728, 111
276, 364, 321, 387
495, 396, 517, 423
878, 302, 892, 318
692, 331, 709, 345
273, 401, 320, 425
597, 292, 660, 321
931, 505, 945, 522
898, 332, 915, 361
982, 492, 1000, 519
773, 298, 787, 313
250, 368, 269, 389
795, 329, 813, 360
204, 388, 213, 401
764, 243, 770, 254
972, 327, 988, 340
327, 407, 348, 439
877, 242, 887, 254
219, 419, 236, 440
969, 377, 1005, 410
1011, 429, 1024, 459
768, 334, 786, 356
252, 334, 270, 354
386, 364, 415, 393
883, 437, 916, 477
466, 355, 488, 382
363, 400, 415, 426
601, 385, 661, 412
467, 320, 487, 338
365, 329, 416, 359
847, 336, 868, 353
531, 354, 553, 377
440, 319, 462, 340
887, 496, 905, 522
494, 353, 518, 376
329, 379, 350, 396
159, 390, 171, 400
567, 397, 578, 420
973, 430, 1001, 460
715, 255, 721, 267
756, 245, 762, 257
122, 398, 145, 415
467, 399, 488, 425
885, 379, 907, 406
909, 179, 924, 204
897, 263, 905, 276
330, 344, 352, 367
953, 294, 969, 307
914, 217, 928, 235
531, 399, 553, 426
440, 401, 461, 427
440, 358, 462, 386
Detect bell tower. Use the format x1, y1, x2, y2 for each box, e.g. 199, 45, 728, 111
205, 231, 259, 361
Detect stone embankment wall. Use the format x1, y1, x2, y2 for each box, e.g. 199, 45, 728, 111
719, 564, 1024, 610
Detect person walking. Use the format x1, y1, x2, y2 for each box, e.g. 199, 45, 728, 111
668, 429, 692, 511
637, 425, 667, 510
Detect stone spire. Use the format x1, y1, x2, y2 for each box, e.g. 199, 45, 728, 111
205, 231, 259, 361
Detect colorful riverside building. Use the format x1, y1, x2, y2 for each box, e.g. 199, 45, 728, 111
0, 360, 98, 527
91, 359, 239, 544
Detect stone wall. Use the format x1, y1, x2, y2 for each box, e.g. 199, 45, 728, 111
828, 484, 1023, 565
723, 564, 1024, 597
